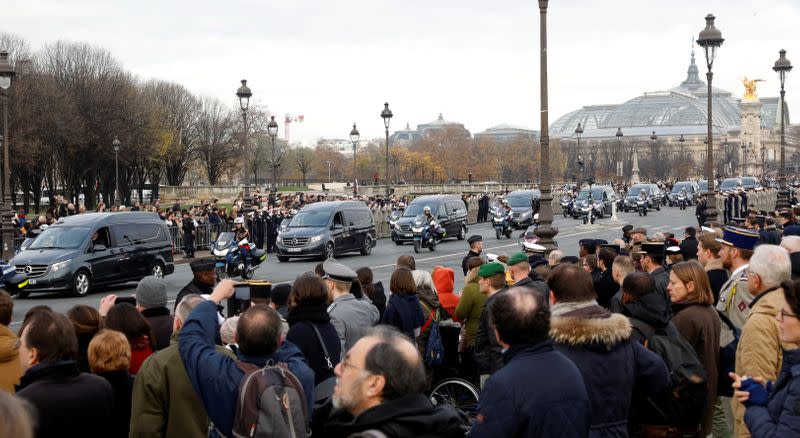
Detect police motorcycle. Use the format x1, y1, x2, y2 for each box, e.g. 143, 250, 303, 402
560, 193, 574, 218
387, 203, 404, 241
636, 190, 650, 216
492, 201, 514, 239
677, 189, 689, 210
211, 219, 267, 279
577, 192, 603, 225
518, 225, 540, 248
412, 206, 444, 253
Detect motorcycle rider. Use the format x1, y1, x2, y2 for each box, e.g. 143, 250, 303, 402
232, 216, 252, 267
422, 206, 443, 240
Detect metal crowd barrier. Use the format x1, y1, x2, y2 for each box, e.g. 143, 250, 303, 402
168, 223, 233, 255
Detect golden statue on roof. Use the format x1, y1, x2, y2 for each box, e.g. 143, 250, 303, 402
741, 76, 764, 101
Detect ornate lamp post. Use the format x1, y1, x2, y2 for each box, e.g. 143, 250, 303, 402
0, 51, 16, 261
696, 14, 724, 224
649, 131, 657, 180
773, 49, 793, 209
350, 123, 360, 195
236, 79, 253, 209
380, 103, 393, 196
112, 137, 121, 208
534, 0, 558, 251
267, 115, 279, 190
574, 122, 583, 181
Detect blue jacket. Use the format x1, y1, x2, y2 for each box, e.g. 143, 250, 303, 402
470, 340, 591, 438
550, 306, 670, 438
744, 348, 800, 437
179, 300, 315, 437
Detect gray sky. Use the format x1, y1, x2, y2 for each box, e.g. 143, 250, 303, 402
5, 0, 799, 145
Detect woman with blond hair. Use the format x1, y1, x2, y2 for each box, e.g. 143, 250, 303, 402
88, 329, 134, 438
667, 260, 721, 437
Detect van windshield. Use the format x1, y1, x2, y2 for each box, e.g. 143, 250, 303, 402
29, 226, 91, 249
507, 196, 532, 208
289, 211, 331, 227
403, 204, 427, 217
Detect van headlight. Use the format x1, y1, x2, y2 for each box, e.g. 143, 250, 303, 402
276, 235, 282, 244
309, 234, 323, 244
51, 260, 71, 273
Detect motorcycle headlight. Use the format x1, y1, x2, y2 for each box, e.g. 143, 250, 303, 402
51, 260, 71, 273
520, 211, 530, 218
412, 226, 423, 233
309, 234, 323, 244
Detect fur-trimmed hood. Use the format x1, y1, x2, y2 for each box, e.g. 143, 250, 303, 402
550, 312, 633, 349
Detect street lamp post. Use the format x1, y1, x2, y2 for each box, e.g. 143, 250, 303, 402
267, 116, 279, 190
574, 123, 583, 181
350, 123, 360, 195
0, 51, 16, 261
697, 14, 724, 225
236, 79, 253, 210
741, 142, 746, 176
650, 131, 657, 180
534, 0, 558, 251
112, 137, 121, 208
326, 161, 331, 182
380, 103, 393, 197
773, 49, 793, 209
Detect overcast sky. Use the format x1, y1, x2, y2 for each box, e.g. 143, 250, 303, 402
5, 0, 799, 145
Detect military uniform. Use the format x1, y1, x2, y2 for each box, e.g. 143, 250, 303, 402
462, 235, 483, 275
715, 226, 759, 330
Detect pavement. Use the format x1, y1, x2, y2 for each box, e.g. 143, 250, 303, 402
9, 206, 698, 326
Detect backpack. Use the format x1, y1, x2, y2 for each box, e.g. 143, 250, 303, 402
420, 304, 444, 367
630, 319, 707, 428
231, 361, 309, 438
717, 310, 741, 397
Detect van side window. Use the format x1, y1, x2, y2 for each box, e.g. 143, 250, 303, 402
91, 227, 111, 249
437, 204, 447, 219
333, 212, 343, 227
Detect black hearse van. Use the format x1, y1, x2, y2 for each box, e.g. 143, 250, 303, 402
392, 195, 468, 244
11, 212, 175, 297
276, 201, 377, 261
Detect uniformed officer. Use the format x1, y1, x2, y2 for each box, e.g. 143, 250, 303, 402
174, 258, 217, 311
182, 210, 195, 259
716, 226, 759, 329
323, 259, 379, 353
462, 235, 483, 275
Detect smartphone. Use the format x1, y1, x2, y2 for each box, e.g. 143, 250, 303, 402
115, 296, 137, 306
234, 283, 250, 300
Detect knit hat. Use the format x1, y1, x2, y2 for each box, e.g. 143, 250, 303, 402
432, 267, 455, 295
136, 276, 168, 309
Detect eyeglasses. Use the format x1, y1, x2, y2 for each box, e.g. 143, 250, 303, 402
780, 309, 800, 320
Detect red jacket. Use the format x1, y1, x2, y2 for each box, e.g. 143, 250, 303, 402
433, 268, 460, 321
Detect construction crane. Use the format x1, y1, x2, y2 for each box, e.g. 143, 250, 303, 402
283, 114, 304, 143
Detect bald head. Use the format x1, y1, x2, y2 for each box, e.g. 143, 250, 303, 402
361, 326, 426, 401
490, 286, 550, 347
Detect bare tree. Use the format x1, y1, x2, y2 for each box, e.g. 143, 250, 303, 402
294, 147, 314, 187
195, 97, 239, 185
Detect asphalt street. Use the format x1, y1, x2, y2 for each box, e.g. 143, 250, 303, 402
9, 205, 699, 327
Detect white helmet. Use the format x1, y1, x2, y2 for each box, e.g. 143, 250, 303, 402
234, 217, 245, 225
39, 224, 49, 231
423, 206, 431, 213
398, 202, 405, 208
502, 199, 508, 205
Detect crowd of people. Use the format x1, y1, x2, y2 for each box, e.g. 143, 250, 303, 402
5, 196, 800, 437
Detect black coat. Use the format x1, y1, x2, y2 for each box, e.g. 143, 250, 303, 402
141, 307, 174, 351
96, 370, 135, 438
649, 267, 671, 315
594, 269, 619, 310
759, 227, 781, 245
174, 279, 214, 311
621, 291, 672, 344
679, 236, 699, 260
325, 393, 461, 438
16, 361, 114, 438
285, 303, 342, 386
462, 250, 481, 275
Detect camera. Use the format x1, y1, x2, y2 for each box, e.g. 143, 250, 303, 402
227, 281, 273, 317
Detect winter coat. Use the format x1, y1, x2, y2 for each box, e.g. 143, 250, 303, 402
649, 267, 671, 313
704, 258, 729, 305
174, 279, 214, 312
454, 278, 486, 348
329, 294, 380, 353
471, 341, 591, 438
621, 290, 673, 344
324, 393, 462, 438
474, 287, 508, 374
416, 287, 442, 354
381, 293, 425, 341
16, 360, 114, 438
593, 269, 619, 310
462, 250, 482, 275
95, 370, 134, 438
0, 324, 22, 393
178, 300, 315, 437
550, 303, 670, 438
671, 302, 721, 436
286, 302, 342, 385
142, 307, 174, 351
512, 275, 548, 302
131, 331, 235, 438
679, 236, 699, 260
759, 226, 781, 245
744, 348, 800, 437
734, 287, 799, 438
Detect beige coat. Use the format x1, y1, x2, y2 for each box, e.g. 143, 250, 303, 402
0, 324, 22, 393
732, 287, 799, 438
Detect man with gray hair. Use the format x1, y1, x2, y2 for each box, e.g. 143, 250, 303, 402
732, 244, 798, 437
780, 235, 800, 253
131, 294, 235, 437
548, 250, 565, 267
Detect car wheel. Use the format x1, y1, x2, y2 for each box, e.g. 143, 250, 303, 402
71, 270, 92, 297
457, 225, 466, 240
361, 236, 373, 256
151, 263, 165, 279
277, 256, 289, 262
323, 242, 335, 260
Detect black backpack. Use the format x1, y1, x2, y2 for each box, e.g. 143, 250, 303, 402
631, 319, 707, 429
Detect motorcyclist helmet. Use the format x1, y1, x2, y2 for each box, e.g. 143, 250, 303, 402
398, 202, 405, 209
502, 199, 508, 205
233, 217, 245, 225
39, 224, 49, 231
423, 206, 431, 214
640, 189, 646, 195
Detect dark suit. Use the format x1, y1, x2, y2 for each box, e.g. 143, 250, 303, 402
679, 236, 699, 260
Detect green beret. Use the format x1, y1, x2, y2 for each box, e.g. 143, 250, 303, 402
507, 252, 529, 266
478, 262, 505, 278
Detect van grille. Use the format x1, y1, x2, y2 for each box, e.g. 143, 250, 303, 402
283, 237, 309, 248
398, 224, 411, 232
16, 265, 48, 278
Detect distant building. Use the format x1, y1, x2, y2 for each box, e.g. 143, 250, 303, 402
389, 113, 471, 146
388, 123, 424, 146
317, 138, 362, 156
474, 124, 538, 142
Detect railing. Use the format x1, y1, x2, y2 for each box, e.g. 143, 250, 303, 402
167, 223, 234, 255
